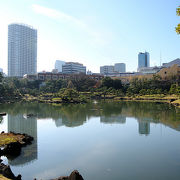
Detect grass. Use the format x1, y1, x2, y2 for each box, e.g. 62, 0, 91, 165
0, 174, 11, 180
0, 133, 25, 147
171, 99, 180, 108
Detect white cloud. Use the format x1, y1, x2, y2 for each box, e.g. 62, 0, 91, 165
32, 4, 87, 30
31, 4, 111, 46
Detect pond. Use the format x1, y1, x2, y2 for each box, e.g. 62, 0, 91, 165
0, 101, 180, 180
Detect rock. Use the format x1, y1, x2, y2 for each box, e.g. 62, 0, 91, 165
0, 112, 6, 116
27, 114, 34, 118
54, 176, 68, 180
3, 142, 22, 156
0, 162, 21, 180
53, 170, 84, 180
22, 135, 34, 144
68, 170, 84, 180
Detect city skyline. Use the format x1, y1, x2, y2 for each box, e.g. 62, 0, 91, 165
0, 0, 179, 74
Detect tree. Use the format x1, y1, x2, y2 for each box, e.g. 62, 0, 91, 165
0, 72, 3, 83
102, 77, 113, 88
113, 79, 122, 89
176, 6, 180, 34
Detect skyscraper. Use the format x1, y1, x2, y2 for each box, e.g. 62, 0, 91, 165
138, 52, 150, 70
8, 23, 37, 77
55, 60, 65, 72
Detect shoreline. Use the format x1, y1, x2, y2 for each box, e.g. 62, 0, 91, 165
0, 94, 179, 108
21, 94, 180, 108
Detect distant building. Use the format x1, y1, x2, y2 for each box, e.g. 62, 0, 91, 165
157, 64, 180, 79
52, 69, 58, 73
100, 65, 114, 75
138, 66, 162, 74
114, 63, 126, 73
0, 68, 3, 73
55, 60, 66, 72
62, 62, 86, 74
162, 58, 180, 68
138, 52, 150, 70
8, 23, 37, 77
24, 72, 103, 81
87, 70, 93, 75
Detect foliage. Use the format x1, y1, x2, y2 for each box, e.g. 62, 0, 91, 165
176, 6, 180, 34
58, 88, 87, 103
102, 77, 122, 90
40, 79, 67, 93
72, 78, 96, 91
0, 72, 3, 82
169, 84, 180, 95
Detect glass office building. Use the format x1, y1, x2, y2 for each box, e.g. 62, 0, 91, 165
138, 52, 150, 69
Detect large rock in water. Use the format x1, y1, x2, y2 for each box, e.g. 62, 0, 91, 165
3, 142, 22, 156
53, 170, 84, 180
68, 170, 84, 180
0, 162, 21, 180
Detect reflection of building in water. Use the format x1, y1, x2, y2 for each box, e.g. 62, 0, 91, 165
8, 114, 37, 166
62, 115, 86, 127
54, 118, 63, 127
100, 115, 126, 124
138, 118, 151, 135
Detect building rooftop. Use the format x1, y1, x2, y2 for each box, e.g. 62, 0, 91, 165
9, 23, 36, 30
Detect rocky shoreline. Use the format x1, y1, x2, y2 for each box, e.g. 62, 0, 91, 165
0, 132, 84, 180
0, 132, 33, 180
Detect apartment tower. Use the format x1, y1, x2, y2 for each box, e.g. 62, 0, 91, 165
8, 23, 37, 77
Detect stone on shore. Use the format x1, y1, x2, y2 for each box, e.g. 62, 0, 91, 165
53, 170, 84, 180
0, 162, 21, 180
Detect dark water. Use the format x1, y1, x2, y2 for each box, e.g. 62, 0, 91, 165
0, 101, 180, 180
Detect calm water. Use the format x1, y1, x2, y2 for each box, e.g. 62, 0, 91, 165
0, 101, 180, 180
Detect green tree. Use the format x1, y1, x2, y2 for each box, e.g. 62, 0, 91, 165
102, 77, 114, 88
0, 72, 3, 82
176, 6, 180, 34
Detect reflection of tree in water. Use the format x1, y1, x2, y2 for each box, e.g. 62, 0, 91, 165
0, 116, 3, 124
60, 105, 87, 127
100, 115, 126, 124
0, 101, 179, 130
121, 102, 180, 131
0, 101, 178, 167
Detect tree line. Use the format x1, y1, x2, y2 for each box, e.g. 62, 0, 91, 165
0, 72, 179, 100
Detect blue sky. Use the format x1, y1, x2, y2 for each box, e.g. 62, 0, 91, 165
0, 0, 179, 73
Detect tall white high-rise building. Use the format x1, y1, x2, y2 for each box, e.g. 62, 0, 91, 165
55, 60, 65, 72
8, 23, 37, 77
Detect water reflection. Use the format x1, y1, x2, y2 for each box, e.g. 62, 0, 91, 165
138, 121, 150, 135
8, 114, 37, 166
100, 115, 126, 124
0, 102, 179, 180
0, 101, 179, 167
0, 101, 179, 131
